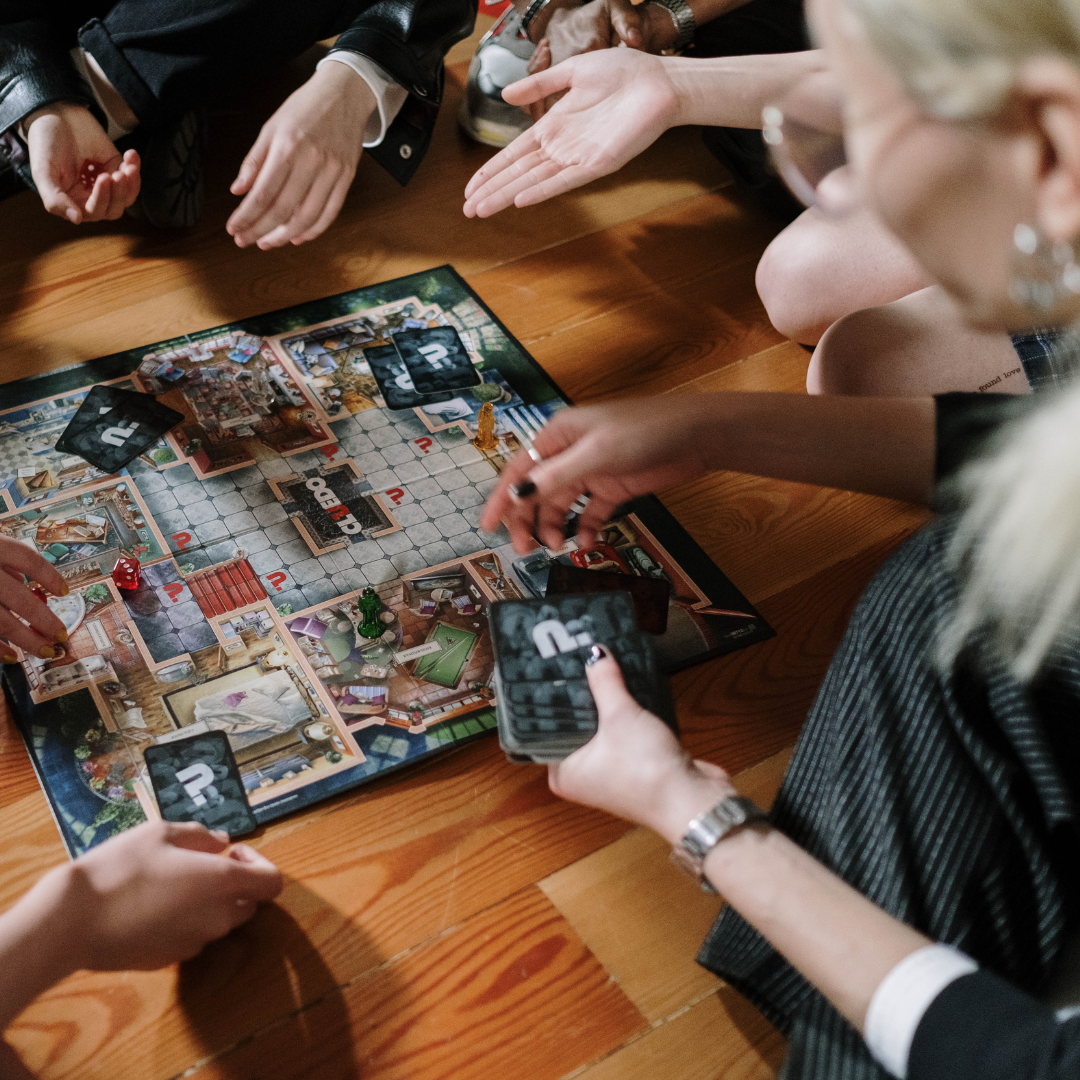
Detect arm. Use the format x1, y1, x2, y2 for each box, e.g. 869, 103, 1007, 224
463, 47, 825, 216
552, 653, 1080, 1080
480, 393, 935, 553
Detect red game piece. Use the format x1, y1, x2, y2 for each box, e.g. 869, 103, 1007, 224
29, 583, 47, 604
79, 159, 108, 190
112, 556, 142, 591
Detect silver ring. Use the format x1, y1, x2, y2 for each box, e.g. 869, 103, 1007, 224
527, 447, 543, 464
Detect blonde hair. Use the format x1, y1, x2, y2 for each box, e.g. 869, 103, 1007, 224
847, 0, 1080, 118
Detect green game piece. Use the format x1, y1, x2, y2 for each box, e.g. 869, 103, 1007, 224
357, 587, 384, 639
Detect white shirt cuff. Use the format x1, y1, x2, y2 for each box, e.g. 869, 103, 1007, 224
316, 52, 408, 148
864, 944, 979, 1080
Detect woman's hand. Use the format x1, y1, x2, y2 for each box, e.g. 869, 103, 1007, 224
56, 821, 282, 971
227, 62, 376, 250
0, 538, 71, 661
463, 49, 679, 218
548, 648, 734, 843
480, 397, 709, 552
25, 104, 140, 223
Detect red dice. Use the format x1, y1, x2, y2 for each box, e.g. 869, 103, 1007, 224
112, 556, 142, 591
79, 159, 108, 190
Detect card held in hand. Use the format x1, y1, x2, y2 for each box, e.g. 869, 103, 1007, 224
365, 344, 454, 410
489, 592, 677, 763
143, 731, 257, 837
393, 327, 481, 395
54, 384, 184, 473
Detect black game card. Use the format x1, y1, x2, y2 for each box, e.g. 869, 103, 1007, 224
393, 327, 481, 395
365, 344, 454, 411
545, 563, 671, 635
143, 731, 257, 837
55, 385, 183, 472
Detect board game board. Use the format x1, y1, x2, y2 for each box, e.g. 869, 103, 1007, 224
2, 266, 773, 857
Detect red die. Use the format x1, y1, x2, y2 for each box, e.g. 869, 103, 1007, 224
79, 159, 108, 190
112, 556, 142, 591
29, 583, 48, 604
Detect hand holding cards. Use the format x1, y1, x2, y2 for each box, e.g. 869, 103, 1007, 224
55, 384, 183, 473
490, 592, 677, 763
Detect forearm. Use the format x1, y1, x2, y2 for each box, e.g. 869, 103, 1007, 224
675, 392, 936, 505
0, 865, 78, 1028
665, 49, 826, 129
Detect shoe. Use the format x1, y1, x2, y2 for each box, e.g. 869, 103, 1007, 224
459, 7, 535, 148
123, 108, 208, 229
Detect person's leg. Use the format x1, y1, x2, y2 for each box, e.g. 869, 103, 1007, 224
807, 285, 1029, 395
756, 206, 933, 344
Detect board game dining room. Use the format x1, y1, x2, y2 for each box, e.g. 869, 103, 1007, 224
3, 0, 1080, 1077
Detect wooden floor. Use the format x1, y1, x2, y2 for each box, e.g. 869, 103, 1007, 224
0, 21, 929, 1080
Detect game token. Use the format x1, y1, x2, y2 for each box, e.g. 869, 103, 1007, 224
112, 556, 142, 591
79, 159, 108, 189
357, 587, 384, 638
472, 401, 499, 451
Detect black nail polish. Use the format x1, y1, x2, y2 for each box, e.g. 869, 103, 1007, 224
585, 644, 608, 666
510, 480, 537, 498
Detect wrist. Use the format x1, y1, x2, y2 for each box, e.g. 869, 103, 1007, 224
23, 102, 90, 132
523, 0, 581, 43
314, 61, 377, 118
643, 3, 679, 52
651, 763, 736, 846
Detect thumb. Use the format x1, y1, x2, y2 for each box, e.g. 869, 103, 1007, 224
163, 821, 231, 854
502, 63, 574, 106
610, 1, 644, 48
226, 845, 285, 902
584, 645, 638, 723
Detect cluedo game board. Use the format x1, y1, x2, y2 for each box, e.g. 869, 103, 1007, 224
2, 266, 773, 857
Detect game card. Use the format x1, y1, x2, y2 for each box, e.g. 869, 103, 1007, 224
393, 327, 481, 396
545, 563, 671, 635
55, 384, 184, 473
143, 731, 257, 837
365, 344, 454, 411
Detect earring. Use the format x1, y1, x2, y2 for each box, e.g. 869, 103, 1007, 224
1010, 223, 1080, 314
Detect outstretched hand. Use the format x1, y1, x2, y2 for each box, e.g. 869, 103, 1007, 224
463, 49, 679, 218
480, 397, 708, 553
25, 104, 140, 223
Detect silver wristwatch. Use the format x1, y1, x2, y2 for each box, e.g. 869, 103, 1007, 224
648, 0, 696, 52
670, 795, 767, 893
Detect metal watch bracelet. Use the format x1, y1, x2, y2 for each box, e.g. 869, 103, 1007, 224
670, 795, 768, 893
648, 0, 696, 52
521, 0, 556, 39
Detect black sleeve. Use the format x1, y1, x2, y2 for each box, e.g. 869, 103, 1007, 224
329, 0, 475, 184
0, 19, 92, 134
909, 970, 1080, 1080
932, 393, 1041, 511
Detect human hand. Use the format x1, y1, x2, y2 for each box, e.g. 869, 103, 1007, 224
548, 647, 734, 844
463, 49, 678, 217
480, 397, 708, 552
24, 104, 140, 223
0, 537, 70, 662
46, 821, 283, 971
227, 62, 376, 249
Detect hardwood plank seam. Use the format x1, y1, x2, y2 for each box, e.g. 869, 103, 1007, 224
556, 985, 727, 1080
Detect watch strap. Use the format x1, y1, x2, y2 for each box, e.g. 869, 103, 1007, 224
648, 0, 696, 52
670, 795, 767, 893
521, 0, 556, 38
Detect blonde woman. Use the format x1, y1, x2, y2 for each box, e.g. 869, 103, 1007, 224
479, 0, 1080, 1076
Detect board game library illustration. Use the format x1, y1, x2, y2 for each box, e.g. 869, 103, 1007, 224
2, 266, 771, 857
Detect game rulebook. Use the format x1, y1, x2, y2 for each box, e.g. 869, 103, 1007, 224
1, 266, 773, 857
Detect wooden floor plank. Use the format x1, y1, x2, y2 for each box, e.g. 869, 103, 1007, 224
10, 887, 646, 1080
572, 987, 786, 1080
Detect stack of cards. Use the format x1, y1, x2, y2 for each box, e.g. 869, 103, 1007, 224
489, 592, 677, 763
366, 326, 481, 411
55, 385, 184, 473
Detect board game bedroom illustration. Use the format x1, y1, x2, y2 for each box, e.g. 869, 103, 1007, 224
2, 267, 772, 858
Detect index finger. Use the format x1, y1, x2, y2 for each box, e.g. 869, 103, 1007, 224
464, 129, 543, 203
0, 540, 68, 598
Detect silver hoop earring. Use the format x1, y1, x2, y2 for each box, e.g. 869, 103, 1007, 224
1010, 223, 1080, 314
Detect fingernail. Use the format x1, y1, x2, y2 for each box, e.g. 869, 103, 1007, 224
510, 480, 537, 499
54, 628, 68, 644
585, 644, 610, 666
60, 581, 70, 596
2, 654, 18, 664
38, 646, 55, 659
211, 829, 230, 841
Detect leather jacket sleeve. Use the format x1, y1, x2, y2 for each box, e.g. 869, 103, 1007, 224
0, 20, 93, 135
330, 0, 475, 184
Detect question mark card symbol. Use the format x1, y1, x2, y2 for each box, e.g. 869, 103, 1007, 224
392, 327, 481, 396
142, 731, 257, 837
364, 343, 456, 411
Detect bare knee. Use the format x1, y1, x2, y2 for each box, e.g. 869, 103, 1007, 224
756, 232, 836, 346
807, 307, 902, 396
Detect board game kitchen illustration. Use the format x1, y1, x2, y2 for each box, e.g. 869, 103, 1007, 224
3, 267, 772, 857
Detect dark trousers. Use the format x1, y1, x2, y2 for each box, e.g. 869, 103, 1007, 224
688, 0, 809, 220
77, 0, 380, 130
